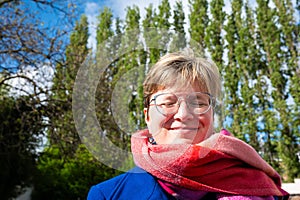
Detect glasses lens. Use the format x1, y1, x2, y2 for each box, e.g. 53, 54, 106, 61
154, 93, 178, 115
154, 93, 212, 115
187, 93, 211, 114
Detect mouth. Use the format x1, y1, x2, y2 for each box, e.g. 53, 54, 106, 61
169, 127, 198, 131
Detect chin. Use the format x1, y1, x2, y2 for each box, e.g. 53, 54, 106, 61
168, 137, 196, 144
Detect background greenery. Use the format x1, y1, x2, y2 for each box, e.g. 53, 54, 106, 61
0, 0, 299, 199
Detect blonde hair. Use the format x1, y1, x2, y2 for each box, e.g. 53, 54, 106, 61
143, 49, 221, 107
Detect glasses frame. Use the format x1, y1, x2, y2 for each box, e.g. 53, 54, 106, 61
149, 92, 215, 116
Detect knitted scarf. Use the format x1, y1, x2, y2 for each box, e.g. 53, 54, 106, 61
131, 129, 289, 199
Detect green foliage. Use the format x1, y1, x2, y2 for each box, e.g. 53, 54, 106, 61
48, 14, 89, 154
32, 13, 97, 199
96, 7, 114, 44
189, 0, 208, 53
32, 144, 118, 200
170, 1, 187, 51
204, 0, 226, 69
0, 90, 42, 199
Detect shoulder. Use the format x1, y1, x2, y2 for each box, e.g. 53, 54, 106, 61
87, 167, 171, 200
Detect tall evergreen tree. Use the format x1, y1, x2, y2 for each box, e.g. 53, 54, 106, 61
96, 7, 114, 44
203, 0, 226, 130
156, 0, 171, 43
92, 7, 136, 171
143, 4, 160, 64
95, 7, 118, 140
244, 1, 278, 168
224, 0, 261, 152
188, 0, 209, 55
49, 15, 89, 153
123, 6, 145, 131
204, 0, 226, 70
223, 0, 242, 137
32, 15, 118, 199
273, 0, 300, 180
112, 5, 143, 136
256, 0, 299, 180
143, 0, 172, 65
170, 0, 187, 51
0, 92, 42, 199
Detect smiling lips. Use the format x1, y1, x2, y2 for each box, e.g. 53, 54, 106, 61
168, 127, 198, 131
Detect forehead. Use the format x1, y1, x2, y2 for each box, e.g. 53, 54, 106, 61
152, 82, 207, 96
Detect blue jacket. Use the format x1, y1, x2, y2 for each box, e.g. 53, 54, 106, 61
87, 167, 172, 200
87, 167, 283, 200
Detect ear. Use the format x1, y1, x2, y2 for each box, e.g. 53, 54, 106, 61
144, 108, 150, 123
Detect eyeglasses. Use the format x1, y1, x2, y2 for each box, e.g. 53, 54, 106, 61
149, 92, 214, 116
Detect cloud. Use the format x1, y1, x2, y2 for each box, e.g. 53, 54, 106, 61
85, 2, 101, 50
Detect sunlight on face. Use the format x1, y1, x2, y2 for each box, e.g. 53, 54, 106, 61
144, 84, 214, 144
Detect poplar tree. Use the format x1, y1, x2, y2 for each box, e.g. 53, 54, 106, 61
112, 5, 143, 136
256, 0, 299, 180
244, 1, 278, 168
203, 0, 226, 130
272, 0, 300, 179
49, 14, 89, 153
96, 7, 114, 45
95, 7, 117, 141
204, 0, 226, 70
156, 0, 171, 51
188, 0, 209, 54
170, 0, 187, 51
32, 15, 103, 199
144, 0, 171, 64
143, 4, 160, 64
223, 0, 243, 138
123, 6, 145, 131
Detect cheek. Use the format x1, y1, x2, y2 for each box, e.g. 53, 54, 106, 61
146, 108, 166, 134
198, 111, 214, 128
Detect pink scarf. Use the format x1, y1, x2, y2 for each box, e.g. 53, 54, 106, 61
131, 129, 288, 199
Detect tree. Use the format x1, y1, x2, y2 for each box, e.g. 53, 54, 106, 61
0, 1, 78, 198
255, 0, 298, 181
155, 0, 172, 55
204, 0, 226, 70
91, 7, 135, 171
32, 14, 92, 199
223, 0, 242, 138
117, 5, 144, 132
272, 0, 300, 180
204, 0, 226, 130
143, 4, 160, 64
143, 0, 172, 65
0, 0, 77, 77
48, 14, 89, 154
0, 88, 43, 199
188, 0, 208, 54
170, 0, 187, 51
32, 144, 116, 200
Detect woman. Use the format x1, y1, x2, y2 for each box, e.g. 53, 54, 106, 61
88, 50, 289, 200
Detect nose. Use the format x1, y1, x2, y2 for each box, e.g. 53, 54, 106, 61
173, 100, 194, 121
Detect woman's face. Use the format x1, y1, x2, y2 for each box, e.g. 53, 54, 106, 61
144, 84, 214, 144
